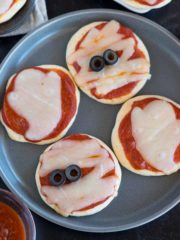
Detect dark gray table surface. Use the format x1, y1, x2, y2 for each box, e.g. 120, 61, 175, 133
0, 0, 179, 239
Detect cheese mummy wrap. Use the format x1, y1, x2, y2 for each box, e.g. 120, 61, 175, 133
115, 0, 172, 13
66, 20, 151, 104
0, 0, 27, 24
0, 65, 80, 145
112, 95, 180, 176
36, 134, 121, 217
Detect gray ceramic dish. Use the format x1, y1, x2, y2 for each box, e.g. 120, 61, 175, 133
0, 0, 36, 35
0, 9, 179, 232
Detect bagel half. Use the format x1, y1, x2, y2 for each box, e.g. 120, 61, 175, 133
66, 20, 151, 104
112, 95, 180, 176
0, 65, 80, 145
36, 134, 121, 217
114, 0, 172, 13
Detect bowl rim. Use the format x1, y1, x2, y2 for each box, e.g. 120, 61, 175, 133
0, 188, 36, 240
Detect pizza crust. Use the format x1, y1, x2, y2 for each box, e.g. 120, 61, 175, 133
35, 134, 122, 217
111, 95, 180, 176
66, 21, 151, 105
116, 0, 172, 13
0, 65, 80, 145
0, 0, 27, 24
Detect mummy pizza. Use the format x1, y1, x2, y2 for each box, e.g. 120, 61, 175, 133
0, 0, 26, 24
0, 65, 79, 145
36, 134, 121, 216
112, 95, 180, 176
115, 0, 172, 13
66, 20, 151, 104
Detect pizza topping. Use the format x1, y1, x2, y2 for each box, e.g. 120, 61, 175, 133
67, 20, 150, 98
0, 202, 26, 240
89, 55, 105, 72
118, 97, 180, 173
65, 165, 82, 182
0, 0, 13, 15
89, 49, 119, 71
103, 49, 118, 65
49, 169, 66, 186
2, 66, 78, 142
134, 0, 164, 6
131, 100, 180, 172
7, 68, 62, 141
39, 135, 119, 215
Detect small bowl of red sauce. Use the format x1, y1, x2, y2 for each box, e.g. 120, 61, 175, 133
0, 188, 36, 240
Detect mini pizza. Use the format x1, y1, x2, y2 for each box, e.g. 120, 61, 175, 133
112, 95, 180, 176
0, 65, 80, 145
66, 20, 151, 104
36, 134, 121, 217
0, 0, 26, 24
114, 0, 172, 13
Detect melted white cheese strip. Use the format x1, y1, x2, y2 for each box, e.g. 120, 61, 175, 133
39, 138, 118, 215
67, 20, 150, 95
8, 68, 61, 140
131, 100, 180, 172
0, 0, 13, 15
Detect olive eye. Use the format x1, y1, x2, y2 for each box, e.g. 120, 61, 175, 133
49, 170, 66, 186
103, 49, 118, 65
65, 165, 82, 182
89, 56, 105, 72
89, 50, 118, 72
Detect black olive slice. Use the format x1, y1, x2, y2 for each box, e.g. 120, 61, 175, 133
65, 165, 82, 182
89, 55, 105, 72
49, 170, 66, 186
103, 49, 118, 65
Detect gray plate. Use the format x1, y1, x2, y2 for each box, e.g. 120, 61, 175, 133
0, 0, 36, 35
0, 9, 179, 233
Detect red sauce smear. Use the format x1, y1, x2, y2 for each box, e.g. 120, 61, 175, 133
75, 195, 111, 212
2, 67, 77, 143
0, 202, 25, 240
119, 98, 180, 172
91, 81, 139, 100
72, 61, 81, 74
65, 134, 90, 141
72, 22, 146, 100
40, 134, 117, 211
135, 0, 164, 6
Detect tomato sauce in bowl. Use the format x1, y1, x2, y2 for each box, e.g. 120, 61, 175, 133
0, 189, 36, 240
0, 202, 25, 240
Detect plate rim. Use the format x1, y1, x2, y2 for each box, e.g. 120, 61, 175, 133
0, 9, 180, 232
